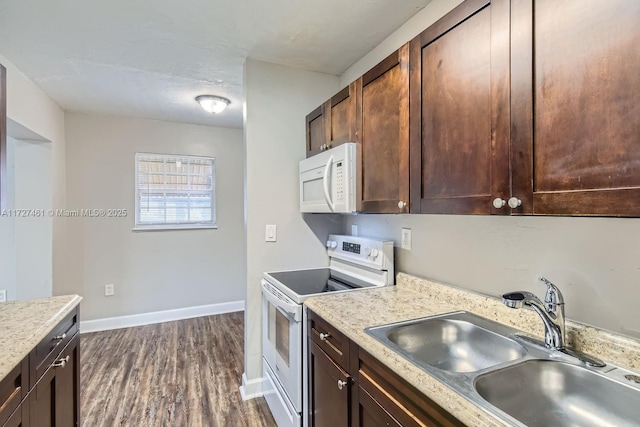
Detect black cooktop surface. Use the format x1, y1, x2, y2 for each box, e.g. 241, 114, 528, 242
266, 268, 372, 297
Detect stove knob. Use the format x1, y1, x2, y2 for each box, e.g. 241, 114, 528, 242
370, 248, 379, 259
326, 240, 338, 249
364, 247, 371, 256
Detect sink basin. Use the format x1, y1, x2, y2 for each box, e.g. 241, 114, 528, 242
475, 359, 640, 427
366, 312, 527, 373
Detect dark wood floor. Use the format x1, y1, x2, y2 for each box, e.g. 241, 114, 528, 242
80, 312, 276, 427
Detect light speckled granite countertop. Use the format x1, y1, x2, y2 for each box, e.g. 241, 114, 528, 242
0, 295, 82, 382
304, 273, 640, 427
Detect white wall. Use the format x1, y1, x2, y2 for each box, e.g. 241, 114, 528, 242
243, 59, 342, 384
64, 113, 246, 320
340, 0, 640, 339
340, 0, 465, 87
14, 139, 53, 300
0, 137, 17, 300
0, 52, 67, 297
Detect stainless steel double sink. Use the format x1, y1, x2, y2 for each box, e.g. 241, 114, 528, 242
365, 311, 640, 427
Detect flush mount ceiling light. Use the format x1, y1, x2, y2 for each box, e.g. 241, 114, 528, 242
195, 95, 230, 114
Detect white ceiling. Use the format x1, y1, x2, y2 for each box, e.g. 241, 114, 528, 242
0, 0, 430, 128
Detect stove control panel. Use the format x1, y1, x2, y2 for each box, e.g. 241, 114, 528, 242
326, 234, 394, 272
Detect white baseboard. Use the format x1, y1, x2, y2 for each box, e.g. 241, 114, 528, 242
239, 372, 266, 400
80, 300, 245, 333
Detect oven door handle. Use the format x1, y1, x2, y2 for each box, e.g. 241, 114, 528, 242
261, 280, 302, 322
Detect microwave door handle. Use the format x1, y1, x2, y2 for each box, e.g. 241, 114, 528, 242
322, 155, 335, 212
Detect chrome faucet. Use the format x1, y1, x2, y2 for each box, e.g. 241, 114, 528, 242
502, 276, 566, 350
502, 276, 605, 367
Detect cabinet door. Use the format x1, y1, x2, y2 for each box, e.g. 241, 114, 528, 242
29, 334, 79, 427
308, 341, 351, 427
29, 363, 55, 427
54, 334, 79, 427
511, 0, 640, 216
409, 0, 511, 214
306, 104, 327, 157
327, 83, 357, 149
357, 45, 410, 213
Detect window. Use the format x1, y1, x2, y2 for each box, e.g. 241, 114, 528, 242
135, 153, 216, 230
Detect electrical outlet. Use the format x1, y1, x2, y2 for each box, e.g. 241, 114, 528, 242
0, 289, 6, 302
265, 224, 277, 242
104, 284, 115, 297
351, 224, 358, 236
401, 228, 412, 250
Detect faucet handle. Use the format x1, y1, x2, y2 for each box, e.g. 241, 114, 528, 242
538, 276, 564, 309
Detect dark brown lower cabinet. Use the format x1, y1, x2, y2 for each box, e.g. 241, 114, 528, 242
30, 334, 79, 427
308, 310, 463, 427
0, 307, 80, 427
308, 341, 352, 426
3, 402, 28, 427
357, 388, 401, 427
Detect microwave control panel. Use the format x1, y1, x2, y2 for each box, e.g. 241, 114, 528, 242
335, 161, 344, 203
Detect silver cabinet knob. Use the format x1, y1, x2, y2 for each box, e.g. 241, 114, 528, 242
337, 379, 347, 390
54, 355, 70, 368
397, 201, 407, 209
493, 198, 506, 209
508, 197, 522, 209
53, 332, 66, 341
319, 332, 330, 341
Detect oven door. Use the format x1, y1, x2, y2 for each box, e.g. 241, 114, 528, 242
262, 280, 303, 412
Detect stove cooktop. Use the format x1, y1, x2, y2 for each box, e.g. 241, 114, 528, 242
266, 268, 374, 297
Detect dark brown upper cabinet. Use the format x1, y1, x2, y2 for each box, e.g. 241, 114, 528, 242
305, 82, 357, 157
1, 64, 7, 211
305, 104, 326, 157
356, 45, 410, 213
511, 0, 640, 216
409, 0, 511, 215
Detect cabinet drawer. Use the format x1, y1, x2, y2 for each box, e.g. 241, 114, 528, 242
30, 307, 78, 388
358, 349, 463, 427
0, 358, 27, 427
358, 386, 402, 427
308, 310, 350, 370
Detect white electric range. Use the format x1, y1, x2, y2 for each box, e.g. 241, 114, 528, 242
261, 234, 394, 427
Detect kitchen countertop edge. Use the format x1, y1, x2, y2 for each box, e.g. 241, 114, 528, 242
0, 294, 83, 382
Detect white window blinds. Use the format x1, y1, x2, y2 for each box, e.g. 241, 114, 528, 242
135, 153, 216, 229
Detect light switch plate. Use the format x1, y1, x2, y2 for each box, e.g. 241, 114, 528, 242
351, 224, 358, 236
0, 290, 6, 302
401, 228, 412, 250
265, 224, 277, 242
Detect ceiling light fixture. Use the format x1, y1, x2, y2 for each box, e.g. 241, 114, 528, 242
195, 95, 230, 114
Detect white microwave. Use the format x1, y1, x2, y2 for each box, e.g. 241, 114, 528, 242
299, 143, 356, 213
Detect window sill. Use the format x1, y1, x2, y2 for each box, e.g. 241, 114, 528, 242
132, 224, 218, 232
